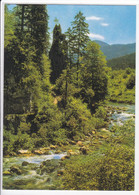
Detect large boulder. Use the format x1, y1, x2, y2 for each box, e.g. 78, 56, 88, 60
61, 155, 70, 160
22, 161, 29, 166
76, 141, 83, 147
18, 149, 30, 154
39, 159, 59, 174
67, 150, 79, 156
3, 170, 11, 175
10, 165, 22, 175
33, 147, 50, 155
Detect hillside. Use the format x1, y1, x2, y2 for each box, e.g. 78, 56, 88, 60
107, 53, 135, 70
94, 40, 135, 60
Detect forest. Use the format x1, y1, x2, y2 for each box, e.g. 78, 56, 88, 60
3, 5, 135, 190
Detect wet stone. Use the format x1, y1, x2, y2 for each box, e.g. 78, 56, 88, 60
22, 161, 29, 166
3, 170, 11, 175
10, 165, 22, 175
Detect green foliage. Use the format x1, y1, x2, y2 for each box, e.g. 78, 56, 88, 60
18, 122, 31, 134
4, 5, 16, 47
126, 73, 135, 89
61, 144, 134, 190
3, 128, 34, 154
95, 106, 107, 119
63, 97, 95, 140
80, 41, 108, 109
108, 69, 135, 104
67, 11, 90, 83
110, 120, 135, 147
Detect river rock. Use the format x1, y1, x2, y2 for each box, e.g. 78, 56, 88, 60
39, 148, 50, 154
34, 150, 44, 155
61, 155, 70, 160
50, 145, 57, 149
22, 161, 29, 166
76, 141, 83, 147
55, 150, 62, 154
3, 170, 11, 175
18, 149, 30, 154
10, 165, 22, 175
40, 159, 59, 174
100, 128, 110, 133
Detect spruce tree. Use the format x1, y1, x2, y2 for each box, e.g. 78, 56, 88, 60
4, 4, 50, 114
80, 41, 108, 110
49, 24, 68, 84
65, 27, 74, 69
71, 11, 90, 83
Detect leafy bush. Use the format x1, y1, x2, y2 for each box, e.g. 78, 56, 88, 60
126, 73, 135, 89
61, 145, 134, 190
95, 106, 107, 119
64, 97, 96, 140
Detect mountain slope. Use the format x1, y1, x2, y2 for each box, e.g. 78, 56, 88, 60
107, 53, 135, 70
94, 40, 136, 60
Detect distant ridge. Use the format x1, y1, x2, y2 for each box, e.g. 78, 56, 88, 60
93, 40, 136, 60
107, 53, 135, 70
93, 40, 109, 47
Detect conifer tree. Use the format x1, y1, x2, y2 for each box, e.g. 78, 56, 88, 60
65, 27, 74, 69
80, 41, 108, 110
49, 24, 68, 84
4, 4, 50, 114
71, 11, 90, 83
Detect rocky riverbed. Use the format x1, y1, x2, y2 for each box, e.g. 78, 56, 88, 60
3, 103, 135, 190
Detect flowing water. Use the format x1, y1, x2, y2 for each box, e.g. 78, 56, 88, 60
3, 152, 67, 189
3, 103, 135, 190
108, 103, 135, 129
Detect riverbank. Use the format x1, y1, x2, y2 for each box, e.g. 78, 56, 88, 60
3, 103, 135, 190
3, 103, 135, 158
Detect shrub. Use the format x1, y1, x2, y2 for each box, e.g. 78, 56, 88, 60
64, 97, 95, 139
61, 145, 134, 190
126, 73, 135, 89
95, 106, 107, 119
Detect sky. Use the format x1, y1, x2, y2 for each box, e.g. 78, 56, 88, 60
8, 4, 136, 45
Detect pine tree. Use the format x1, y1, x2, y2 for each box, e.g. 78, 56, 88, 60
49, 24, 68, 84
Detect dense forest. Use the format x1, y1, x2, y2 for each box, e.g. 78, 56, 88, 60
107, 53, 135, 70
3, 4, 135, 190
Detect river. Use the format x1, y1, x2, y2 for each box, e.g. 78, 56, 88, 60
3, 103, 135, 190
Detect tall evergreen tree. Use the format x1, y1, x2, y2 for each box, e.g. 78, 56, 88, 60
49, 24, 68, 84
80, 41, 108, 111
71, 11, 90, 83
65, 27, 74, 69
4, 4, 50, 114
